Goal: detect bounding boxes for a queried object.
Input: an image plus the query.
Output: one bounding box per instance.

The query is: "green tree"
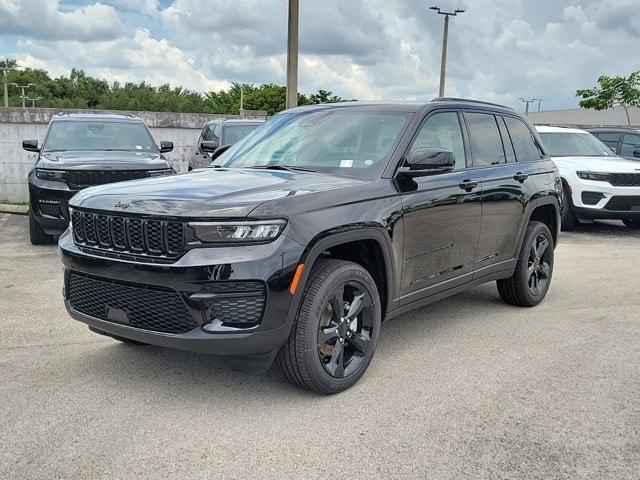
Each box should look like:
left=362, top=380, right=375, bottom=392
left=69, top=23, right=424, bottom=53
left=576, top=72, right=640, bottom=126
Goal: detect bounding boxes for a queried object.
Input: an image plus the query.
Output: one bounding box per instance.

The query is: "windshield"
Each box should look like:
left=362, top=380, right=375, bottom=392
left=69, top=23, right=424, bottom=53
left=218, top=109, right=411, bottom=174
left=44, top=121, right=158, bottom=152
left=221, top=124, right=261, bottom=144
left=539, top=132, right=615, bottom=157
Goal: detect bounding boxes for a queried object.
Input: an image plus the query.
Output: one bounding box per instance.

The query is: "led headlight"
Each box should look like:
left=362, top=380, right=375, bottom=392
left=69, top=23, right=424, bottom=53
left=35, top=168, right=66, bottom=180
left=148, top=168, right=175, bottom=177
left=576, top=171, right=610, bottom=182
left=189, top=220, right=286, bottom=243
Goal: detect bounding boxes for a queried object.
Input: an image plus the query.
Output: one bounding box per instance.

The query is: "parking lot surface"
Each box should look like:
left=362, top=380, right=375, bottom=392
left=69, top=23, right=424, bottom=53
left=1, top=213, right=639, bottom=479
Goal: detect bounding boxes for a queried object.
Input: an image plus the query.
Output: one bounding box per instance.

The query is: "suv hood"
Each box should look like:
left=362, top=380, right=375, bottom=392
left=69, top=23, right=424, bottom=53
left=70, top=168, right=368, bottom=218
left=551, top=155, right=640, bottom=174
left=38, top=150, right=170, bottom=170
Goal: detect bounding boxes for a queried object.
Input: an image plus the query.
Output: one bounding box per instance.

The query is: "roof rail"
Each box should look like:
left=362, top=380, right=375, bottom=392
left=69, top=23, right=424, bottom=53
left=431, top=97, right=514, bottom=110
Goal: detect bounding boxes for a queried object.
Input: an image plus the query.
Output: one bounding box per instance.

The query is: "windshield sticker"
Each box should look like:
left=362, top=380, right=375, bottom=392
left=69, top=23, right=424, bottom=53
left=135, top=145, right=142, bottom=150
left=340, top=159, right=353, bottom=168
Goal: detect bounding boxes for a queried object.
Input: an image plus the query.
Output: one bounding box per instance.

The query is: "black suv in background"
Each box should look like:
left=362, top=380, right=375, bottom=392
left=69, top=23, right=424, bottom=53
left=189, top=118, right=264, bottom=170
left=24, top=114, right=175, bottom=244
left=588, top=127, right=640, bottom=160
left=60, top=99, right=561, bottom=394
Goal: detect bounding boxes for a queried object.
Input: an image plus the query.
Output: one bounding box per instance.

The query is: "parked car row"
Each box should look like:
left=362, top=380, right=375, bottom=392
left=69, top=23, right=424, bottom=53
left=23, top=99, right=639, bottom=393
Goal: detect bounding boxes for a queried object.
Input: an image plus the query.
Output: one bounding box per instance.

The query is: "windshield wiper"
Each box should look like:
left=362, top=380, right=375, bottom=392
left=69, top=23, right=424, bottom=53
left=248, top=165, right=317, bottom=173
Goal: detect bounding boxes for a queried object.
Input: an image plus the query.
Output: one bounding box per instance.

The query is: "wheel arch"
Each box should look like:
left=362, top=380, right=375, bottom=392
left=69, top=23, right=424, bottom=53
left=518, top=197, right=561, bottom=250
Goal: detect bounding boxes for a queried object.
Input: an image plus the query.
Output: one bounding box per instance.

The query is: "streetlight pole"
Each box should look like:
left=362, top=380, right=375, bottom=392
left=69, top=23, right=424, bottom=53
left=11, top=83, right=34, bottom=108
left=430, top=6, right=465, bottom=97
left=2, top=68, right=9, bottom=108
left=285, top=0, right=299, bottom=109
left=537, top=99, right=543, bottom=112
left=519, top=98, right=538, bottom=115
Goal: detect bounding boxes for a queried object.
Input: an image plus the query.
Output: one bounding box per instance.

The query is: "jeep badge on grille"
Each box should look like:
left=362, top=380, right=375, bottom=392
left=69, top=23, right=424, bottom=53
left=113, top=201, right=130, bottom=210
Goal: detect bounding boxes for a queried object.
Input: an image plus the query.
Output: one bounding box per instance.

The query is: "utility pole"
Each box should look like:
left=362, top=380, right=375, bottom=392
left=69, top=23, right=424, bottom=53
left=285, top=0, right=299, bottom=109
left=11, top=83, right=34, bottom=108
left=2, top=68, right=9, bottom=107
left=26, top=96, right=43, bottom=108
left=519, top=97, right=538, bottom=115
left=537, top=99, right=543, bottom=112
left=430, top=6, right=465, bottom=97
left=240, top=84, right=244, bottom=117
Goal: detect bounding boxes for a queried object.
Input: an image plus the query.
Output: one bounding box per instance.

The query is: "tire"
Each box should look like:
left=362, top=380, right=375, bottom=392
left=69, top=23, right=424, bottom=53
left=88, top=326, right=146, bottom=345
left=277, top=259, right=382, bottom=394
left=497, top=221, right=554, bottom=307
left=623, top=219, right=640, bottom=229
left=29, top=209, right=54, bottom=245
left=560, top=184, right=577, bottom=231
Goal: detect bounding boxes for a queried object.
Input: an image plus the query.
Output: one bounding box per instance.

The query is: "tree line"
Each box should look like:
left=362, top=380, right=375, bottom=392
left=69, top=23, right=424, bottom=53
left=0, top=58, right=349, bottom=115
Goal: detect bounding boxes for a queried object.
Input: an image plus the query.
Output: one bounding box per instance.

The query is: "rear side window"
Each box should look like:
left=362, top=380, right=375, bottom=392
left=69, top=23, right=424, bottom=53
left=621, top=133, right=640, bottom=156
left=464, top=113, right=505, bottom=167
left=504, top=116, right=542, bottom=162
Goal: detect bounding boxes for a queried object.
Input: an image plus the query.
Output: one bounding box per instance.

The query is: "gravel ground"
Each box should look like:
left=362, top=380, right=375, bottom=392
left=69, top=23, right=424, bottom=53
left=1, top=213, right=639, bottom=479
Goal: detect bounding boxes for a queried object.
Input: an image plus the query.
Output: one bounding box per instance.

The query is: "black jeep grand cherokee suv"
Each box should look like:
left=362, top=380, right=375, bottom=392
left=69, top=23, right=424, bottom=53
left=60, top=99, right=561, bottom=394
left=24, top=113, right=175, bottom=244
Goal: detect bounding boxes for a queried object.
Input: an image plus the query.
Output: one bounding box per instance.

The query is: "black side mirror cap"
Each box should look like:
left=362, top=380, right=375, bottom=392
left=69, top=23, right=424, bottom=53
left=200, top=141, right=219, bottom=153
left=22, top=139, right=39, bottom=152
left=210, top=144, right=232, bottom=161
left=397, top=148, right=456, bottom=178
left=160, top=141, right=173, bottom=153
left=633, top=149, right=640, bottom=158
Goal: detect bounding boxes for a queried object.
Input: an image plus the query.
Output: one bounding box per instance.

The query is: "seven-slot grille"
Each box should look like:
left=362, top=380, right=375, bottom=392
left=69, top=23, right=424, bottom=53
left=608, top=173, right=640, bottom=187
left=72, top=209, right=185, bottom=259
left=68, top=273, right=197, bottom=334
left=65, top=170, right=149, bottom=187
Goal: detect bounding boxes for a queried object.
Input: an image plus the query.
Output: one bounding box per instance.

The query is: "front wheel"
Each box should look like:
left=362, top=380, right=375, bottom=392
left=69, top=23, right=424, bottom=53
left=277, top=259, right=381, bottom=394
left=623, top=219, right=640, bottom=229
left=497, top=221, right=554, bottom=307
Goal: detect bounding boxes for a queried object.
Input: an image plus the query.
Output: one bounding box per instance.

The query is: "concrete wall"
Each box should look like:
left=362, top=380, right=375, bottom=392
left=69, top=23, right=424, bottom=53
left=0, top=107, right=240, bottom=204
left=528, top=105, right=640, bottom=128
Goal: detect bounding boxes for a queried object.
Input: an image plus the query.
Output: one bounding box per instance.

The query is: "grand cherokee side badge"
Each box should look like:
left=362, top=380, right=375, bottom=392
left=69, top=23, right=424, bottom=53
left=113, top=201, right=130, bottom=210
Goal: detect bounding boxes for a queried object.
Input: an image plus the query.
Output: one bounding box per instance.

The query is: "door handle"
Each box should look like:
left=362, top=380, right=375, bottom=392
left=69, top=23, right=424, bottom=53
left=514, top=172, right=529, bottom=182
left=458, top=179, right=478, bottom=191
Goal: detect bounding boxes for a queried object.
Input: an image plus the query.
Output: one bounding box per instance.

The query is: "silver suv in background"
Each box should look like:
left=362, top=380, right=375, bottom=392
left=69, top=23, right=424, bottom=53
left=189, top=118, right=264, bottom=170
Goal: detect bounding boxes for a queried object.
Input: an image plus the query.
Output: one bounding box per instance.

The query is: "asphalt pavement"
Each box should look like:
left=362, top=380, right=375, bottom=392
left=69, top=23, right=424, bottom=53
left=1, top=213, right=639, bottom=479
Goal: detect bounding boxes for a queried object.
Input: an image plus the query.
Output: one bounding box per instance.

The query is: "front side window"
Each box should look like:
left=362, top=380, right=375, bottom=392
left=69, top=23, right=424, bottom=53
left=621, top=133, right=640, bottom=156
left=44, top=121, right=157, bottom=152
left=465, top=113, right=505, bottom=167
left=538, top=132, right=615, bottom=157
left=219, top=108, right=411, bottom=176
left=409, top=112, right=466, bottom=170
left=504, top=116, right=542, bottom=162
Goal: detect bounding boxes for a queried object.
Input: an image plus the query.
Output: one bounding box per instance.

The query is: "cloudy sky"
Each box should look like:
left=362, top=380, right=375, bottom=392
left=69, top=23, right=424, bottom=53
left=1, top=0, right=639, bottom=111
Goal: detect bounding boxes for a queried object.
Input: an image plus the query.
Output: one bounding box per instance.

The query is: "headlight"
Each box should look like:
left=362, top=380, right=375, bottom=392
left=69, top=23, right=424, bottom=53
left=576, top=171, right=610, bottom=182
left=35, top=168, right=66, bottom=180
left=148, top=168, right=174, bottom=177
left=189, top=220, right=286, bottom=243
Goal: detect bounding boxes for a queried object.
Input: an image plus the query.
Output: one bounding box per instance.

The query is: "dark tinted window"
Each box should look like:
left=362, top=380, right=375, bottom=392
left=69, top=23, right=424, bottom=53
left=504, top=116, right=542, bottom=162
left=595, top=132, right=621, bottom=142
left=621, top=133, right=640, bottom=156
left=44, top=121, right=157, bottom=152
left=497, top=116, right=516, bottom=162
left=465, top=113, right=505, bottom=167
left=410, top=112, right=466, bottom=170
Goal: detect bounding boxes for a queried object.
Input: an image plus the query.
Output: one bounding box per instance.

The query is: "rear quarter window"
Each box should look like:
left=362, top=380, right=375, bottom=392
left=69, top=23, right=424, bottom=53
left=504, top=116, right=542, bottom=162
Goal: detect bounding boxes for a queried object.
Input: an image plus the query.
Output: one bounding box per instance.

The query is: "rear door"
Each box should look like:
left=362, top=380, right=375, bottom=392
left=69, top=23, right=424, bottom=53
left=463, top=111, right=530, bottom=273
left=397, top=110, right=482, bottom=303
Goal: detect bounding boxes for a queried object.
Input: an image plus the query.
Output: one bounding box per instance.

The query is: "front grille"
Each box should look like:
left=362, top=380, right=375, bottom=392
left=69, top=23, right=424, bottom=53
left=72, top=209, right=185, bottom=260
left=68, top=273, right=197, bottom=334
left=66, top=170, right=149, bottom=188
left=200, top=282, right=266, bottom=327
left=609, top=173, right=640, bottom=187
left=604, top=196, right=640, bottom=211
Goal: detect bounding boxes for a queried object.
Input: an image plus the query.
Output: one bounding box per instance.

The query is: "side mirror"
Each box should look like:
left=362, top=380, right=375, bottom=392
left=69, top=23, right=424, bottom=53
left=633, top=149, right=640, bottom=158
left=210, top=144, right=232, bottom=161
left=200, top=141, right=219, bottom=153
left=159, top=141, right=173, bottom=153
left=22, top=139, right=39, bottom=152
left=398, top=148, right=456, bottom=177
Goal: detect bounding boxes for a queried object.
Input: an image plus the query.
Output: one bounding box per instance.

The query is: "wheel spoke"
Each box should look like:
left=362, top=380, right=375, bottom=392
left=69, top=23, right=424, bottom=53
left=536, top=237, right=549, bottom=258
left=348, top=330, right=371, bottom=355
left=539, top=262, right=551, bottom=278
left=527, top=264, right=536, bottom=278
left=345, top=292, right=366, bottom=320
left=330, top=287, right=345, bottom=322
left=328, top=340, right=345, bottom=377
left=318, top=325, right=338, bottom=346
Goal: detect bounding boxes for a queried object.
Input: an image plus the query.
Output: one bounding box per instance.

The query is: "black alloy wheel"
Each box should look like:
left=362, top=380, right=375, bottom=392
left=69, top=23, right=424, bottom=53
left=317, top=282, right=375, bottom=378
left=527, top=233, right=552, bottom=297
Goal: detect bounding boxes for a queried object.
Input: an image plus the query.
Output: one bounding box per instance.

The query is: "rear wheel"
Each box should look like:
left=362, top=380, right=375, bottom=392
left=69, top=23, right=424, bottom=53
left=277, top=259, right=381, bottom=394
left=560, top=184, right=577, bottom=230
left=623, top=219, right=640, bottom=229
left=29, top=209, right=54, bottom=245
left=88, top=326, right=146, bottom=345
left=497, top=221, right=554, bottom=307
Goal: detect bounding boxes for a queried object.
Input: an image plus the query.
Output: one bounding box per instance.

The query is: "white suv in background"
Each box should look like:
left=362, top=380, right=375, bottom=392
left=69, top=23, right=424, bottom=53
left=536, top=126, right=640, bottom=230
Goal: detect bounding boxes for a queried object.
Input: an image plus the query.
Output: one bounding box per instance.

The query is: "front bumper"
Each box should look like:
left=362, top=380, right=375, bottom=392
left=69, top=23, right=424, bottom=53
left=59, top=229, right=305, bottom=357
left=29, top=174, right=79, bottom=235
left=568, top=178, right=640, bottom=220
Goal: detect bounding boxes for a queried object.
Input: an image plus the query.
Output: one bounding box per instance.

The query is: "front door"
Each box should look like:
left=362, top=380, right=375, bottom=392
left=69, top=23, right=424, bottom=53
left=397, top=110, right=482, bottom=304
